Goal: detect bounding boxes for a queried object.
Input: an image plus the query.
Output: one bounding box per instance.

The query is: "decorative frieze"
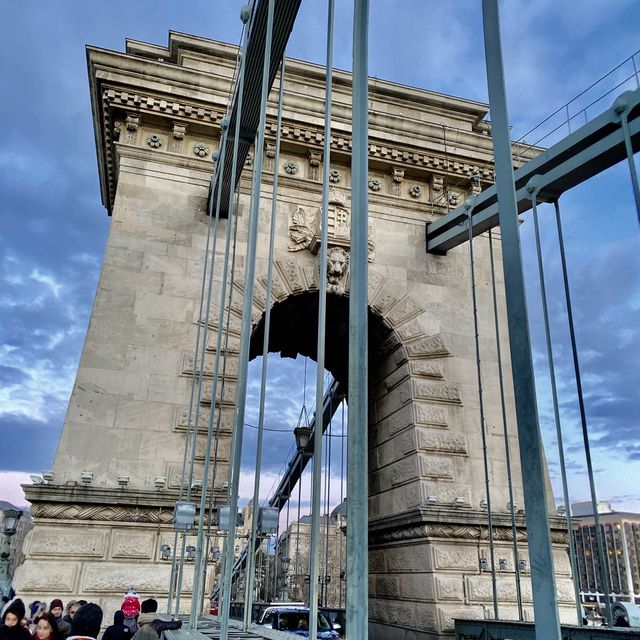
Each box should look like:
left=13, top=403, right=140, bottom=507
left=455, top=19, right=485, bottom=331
left=30, top=528, right=106, bottom=557
left=417, top=429, right=467, bottom=455
left=405, top=334, right=450, bottom=358
left=415, top=404, right=448, bottom=427
left=83, top=563, right=192, bottom=593
left=414, top=380, right=461, bottom=404
left=30, top=503, right=174, bottom=524
left=112, top=532, right=155, bottom=559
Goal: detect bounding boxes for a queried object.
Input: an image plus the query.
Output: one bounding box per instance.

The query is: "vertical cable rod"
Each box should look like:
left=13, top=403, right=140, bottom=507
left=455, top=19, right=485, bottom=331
left=220, top=0, right=273, bottom=633
left=481, top=2, right=561, bottom=635
left=488, top=229, right=523, bottom=620
left=309, top=0, right=335, bottom=634
left=188, top=114, right=234, bottom=627
left=202, top=185, right=243, bottom=618
left=553, top=199, right=613, bottom=626
left=613, top=93, right=640, bottom=226
left=338, top=400, right=345, bottom=609
left=324, top=411, right=332, bottom=606
left=465, top=199, right=498, bottom=619
left=347, top=1, right=369, bottom=637
left=243, top=55, right=287, bottom=629
left=167, top=131, right=227, bottom=615
left=189, top=8, right=254, bottom=623
left=527, top=184, right=582, bottom=624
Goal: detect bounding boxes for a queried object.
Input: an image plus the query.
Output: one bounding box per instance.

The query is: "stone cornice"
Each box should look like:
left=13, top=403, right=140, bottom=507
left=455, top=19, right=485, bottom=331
left=23, top=485, right=224, bottom=525
left=369, top=507, right=569, bottom=546
left=89, top=33, right=541, bottom=215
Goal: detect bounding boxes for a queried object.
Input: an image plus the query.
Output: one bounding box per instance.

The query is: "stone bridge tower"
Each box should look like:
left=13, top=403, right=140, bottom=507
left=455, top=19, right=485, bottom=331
left=14, top=33, right=575, bottom=638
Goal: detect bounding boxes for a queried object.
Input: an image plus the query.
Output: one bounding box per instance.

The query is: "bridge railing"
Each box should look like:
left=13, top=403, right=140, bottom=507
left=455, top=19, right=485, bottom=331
left=454, top=619, right=640, bottom=640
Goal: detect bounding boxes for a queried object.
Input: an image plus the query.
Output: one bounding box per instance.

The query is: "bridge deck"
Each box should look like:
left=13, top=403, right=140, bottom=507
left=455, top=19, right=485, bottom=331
left=426, top=88, right=640, bottom=253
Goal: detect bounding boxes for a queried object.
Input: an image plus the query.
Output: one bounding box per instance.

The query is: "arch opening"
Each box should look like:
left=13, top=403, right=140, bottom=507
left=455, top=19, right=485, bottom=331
left=249, top=291, right=395, bottom=389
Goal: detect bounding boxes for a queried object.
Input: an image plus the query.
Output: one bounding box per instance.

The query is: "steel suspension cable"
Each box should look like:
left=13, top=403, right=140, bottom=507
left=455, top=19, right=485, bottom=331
left=167, top=120, right=227, bottom=615
left=187, top=111, right=234, bottom=625
left=465, top=198, right=498, bottom=619
left=309, top=0, right=335, bottom=633
left=488, top=229, right=524, bottom=620
left=243, top=55, right=287, bottom=629
left=338, top=400, right=345, bottom=609
left=323, top=409, right=332, bottom=606
left=173, top=125, right=229, bottom=616
left=201, top=185, right=243, bottom=616
left=527, top=186, right=583, bottom=624
left=219, top=0, right=276, bottom=633
left=553, top=198, right=614, bottom=626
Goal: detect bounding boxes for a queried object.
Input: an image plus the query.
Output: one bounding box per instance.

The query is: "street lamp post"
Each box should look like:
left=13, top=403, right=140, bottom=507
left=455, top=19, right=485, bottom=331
left=0, top=505, right=22, bottom=598
left=281, top=556, right=290, bottom=601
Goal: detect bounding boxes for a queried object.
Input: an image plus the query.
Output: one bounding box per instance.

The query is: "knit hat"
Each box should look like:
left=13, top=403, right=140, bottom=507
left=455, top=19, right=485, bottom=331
left=120, top=590, right=140, bottom=619
left=3, top=598, right=26, bottom=623
left=113, top=611, right=124, bottom=625
left=71, top=603, right=103, bottom=639
left=50, top=600, right=63, bottom=612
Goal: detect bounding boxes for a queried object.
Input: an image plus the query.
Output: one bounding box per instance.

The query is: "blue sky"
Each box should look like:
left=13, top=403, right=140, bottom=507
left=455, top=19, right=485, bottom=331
left=1, top=1, right=639, bottom=514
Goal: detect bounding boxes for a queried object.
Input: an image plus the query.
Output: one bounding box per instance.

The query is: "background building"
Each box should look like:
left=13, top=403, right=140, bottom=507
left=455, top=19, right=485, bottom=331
left=572, top=502, right=640, bottom=612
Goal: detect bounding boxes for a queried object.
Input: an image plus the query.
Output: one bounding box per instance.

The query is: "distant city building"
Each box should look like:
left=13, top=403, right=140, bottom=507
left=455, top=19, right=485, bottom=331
left=276, top=501, right=346, bottom=607
left=571, top=502, right=640, bottom=609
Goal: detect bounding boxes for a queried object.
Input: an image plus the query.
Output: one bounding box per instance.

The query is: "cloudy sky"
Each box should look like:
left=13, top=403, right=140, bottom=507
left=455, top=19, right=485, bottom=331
left=1, top=1, right=639, bottom=516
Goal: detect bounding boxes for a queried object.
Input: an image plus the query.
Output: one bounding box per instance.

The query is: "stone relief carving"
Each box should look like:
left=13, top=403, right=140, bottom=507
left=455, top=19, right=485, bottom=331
left=430, top=174, right=444, bottom=199
left=146, top=134, right=162, bottom=149
left=469, top=170, right=482, bottom=195
left=172, top=123, right=186, bottom=140
left=288, top=193, right=375, bottom=263
left=326, top=247, right=349, bottom=294
left=329, top=168, right=341, bottom=183
left=368, top=176, right=382, bottom=191
left=30, top=529, right=106, bottom=557
left=287, top=206, right=317, bottom=252
left=83, top=563, right=191, bottom=592
left=391, top=167, right=404, bottom=195
left=417, top=430, right=467, bottom=454
left=434, top=547, right=478, bottom=571
left=193, top=142, right=209, bottom=158
left=112, top=532, right=154, bottom=559
left=308, top=150, right=321, bottom=180
left=125, top=113, right=140, bottom=132
left=409, top=184, right=423, bottom=199
left=435, top=576, right=464, bottom=601
left=414, top=380, right=461, bottom=403
left=284, top=159, right=298, bottom=175
left=14, top=562, right=77, bottom=592
left=419, top=454, right=454, bottom=479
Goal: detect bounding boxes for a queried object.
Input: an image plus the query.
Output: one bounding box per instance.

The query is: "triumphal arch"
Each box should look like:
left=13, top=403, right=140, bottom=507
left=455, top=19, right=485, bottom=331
left=15, top=32, right=575, bottom=638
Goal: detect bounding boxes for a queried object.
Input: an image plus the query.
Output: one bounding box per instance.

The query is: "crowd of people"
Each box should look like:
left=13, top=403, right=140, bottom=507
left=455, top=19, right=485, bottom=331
left=0, top=592, right=182, bottom=640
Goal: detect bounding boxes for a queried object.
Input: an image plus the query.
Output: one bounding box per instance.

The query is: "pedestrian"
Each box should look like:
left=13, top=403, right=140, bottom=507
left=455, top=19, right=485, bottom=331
left=131, top=627, right=157, bottom=640
left=120, top=591, right=139, bottom=635
left=138, top=602, right=156, bottom=617
left=67, top=604, right=102, bottom=640
left=32, top=613, right=59, bottom=640
left=47, top=601, right=69, bottom=639
left=0, top=599, right=32, bottom=640
left=101, top=611, right=131, bottom=640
